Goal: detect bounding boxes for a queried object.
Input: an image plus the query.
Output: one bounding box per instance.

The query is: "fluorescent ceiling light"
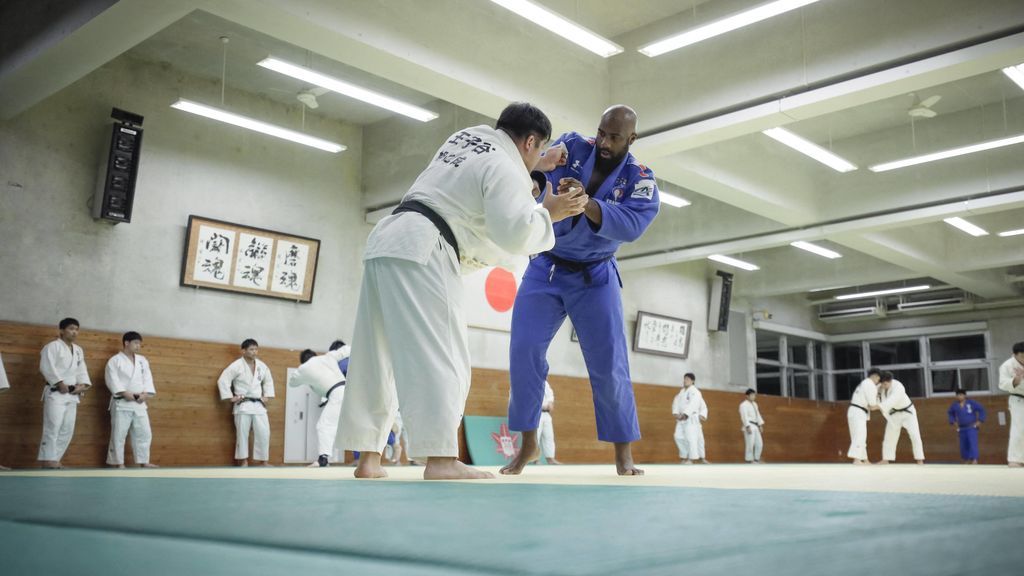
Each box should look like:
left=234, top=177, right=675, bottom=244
left=639, top=0, right=822, bottom=57
left=943, top=217, right=989, bottom=237
left=997, top=228, right=1024, bottom=237
left=708, top=254, right=759, bottom=271
left=660, top=191, right=691, bottom=208
left=869, top=133, right=1024, bottom=172
left=258, top=58, right=439, bottom=122
left=487, top=0, right=622, bottom=57
left=763, top=127, right=857, bottom=172
left=790, top=241, right=842, bottom=259
left=835, top=285, right=931, bottom=301
left=170, top=99, right=345, bottom=153
left=1003, top=64, right=1024, bottom=91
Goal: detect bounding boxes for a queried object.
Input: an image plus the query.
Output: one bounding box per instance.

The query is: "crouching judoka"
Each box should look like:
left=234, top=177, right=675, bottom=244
left=739, top=388, right=765, bottom=463
left=289, top=346, right=348, bottom=467
left=38, top=317, right=92, bottom=469
left=671, top=373, right=702, bottom=464
left=847, top=368, right=881, bottom=464
left=877, top=371, right=924, bottom=464
left=104, top=331, right=157, bottom=468
left=947, top=388, right=985, bottom=464
left=218, top=338, right=275, bottom=466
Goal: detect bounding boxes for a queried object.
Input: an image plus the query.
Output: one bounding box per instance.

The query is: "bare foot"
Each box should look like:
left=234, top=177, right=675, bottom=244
left=114, top=464, right=126, bottom=469
left=874, top=460, right=889, bottom=465
left=424, top=457, right=493, bottom=480
left=500, top=430, right=538, bottom=475
left=0, top=465, right=10, bottom=471
left=852, top=459, right=870, bottom=465
left=354, top=452, right=388, bottom=479
left=237, top=460, right=248, bottom=467
left=915, top=460, right=924, bottom=465
left=1009, top=462, right=1024, bottom=468
left=140, top=463, right=159, bottom=468
left=258, top=461, right=273, bottom=467
left=306, top=461, right=321, bottom=468
left=546, top=458, right=563, bottom=465
left=615, top=442, right=643, bottom=476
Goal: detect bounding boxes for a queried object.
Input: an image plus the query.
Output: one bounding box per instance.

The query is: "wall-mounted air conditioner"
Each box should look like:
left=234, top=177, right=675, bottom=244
left=818, top=306, right=879, bottom=321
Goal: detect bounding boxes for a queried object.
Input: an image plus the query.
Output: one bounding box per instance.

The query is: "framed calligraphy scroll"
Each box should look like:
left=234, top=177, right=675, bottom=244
left=633, top=311, right=691, bottom=359
left=180, top=215, right=320, bottom=303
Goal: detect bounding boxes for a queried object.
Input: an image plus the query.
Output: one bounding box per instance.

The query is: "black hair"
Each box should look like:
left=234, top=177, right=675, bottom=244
left=745, top=388, right=756, bottom=396
left=329, top=340, right=346, bottom=351
left=241, top=338, right=258, bottom=349
left=684, top=372, right=696, bottom=382
left=955, top=388, right=967, bottom=396
left=59, top=318, right=79, bottom=330
left=122, top=331, right=142, bottom=345
left=879, top=371, right=894, bottom=382
left=867, top=368, right=881, bottom=378
left=300, top=349, right=317, bottom=364
left=1013, top=341, right=1024, bottom=355
left=495, top=102, right=552, bottom=143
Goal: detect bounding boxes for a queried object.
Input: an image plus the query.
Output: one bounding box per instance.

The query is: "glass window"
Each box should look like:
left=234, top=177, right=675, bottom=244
left=959, top=367, right=989, bottom=392
left=890, top=368, right=924, bottom=398
left=815, top=377, right=826, bottom=401
left=813, top=343, right=824, bottom=370
left=756, top=363, right=782, bottom=396
left=834, top=372, right=863, bottom=401
left=833, top=344, right=862, bottom=370
left=756, top=331, right=780, bottom=362
left=931, top=369, right=957, bottom=394
left=788, top=338, right=809, bottom=366
left=929, top=335, right=986, bottom=362
left=870, top=340, right=920, bottom=365
left=790, top=372, right=811, bottom=398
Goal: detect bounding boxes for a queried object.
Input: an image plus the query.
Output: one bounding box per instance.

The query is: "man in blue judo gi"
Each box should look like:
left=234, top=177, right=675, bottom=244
left=948, top=388, right=986, bottom=464
left=503, top=105, right=660, bottom=476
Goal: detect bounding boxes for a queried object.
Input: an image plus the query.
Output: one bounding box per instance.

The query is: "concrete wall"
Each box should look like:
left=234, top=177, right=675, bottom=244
left=0, top=54, right=367, bottom=350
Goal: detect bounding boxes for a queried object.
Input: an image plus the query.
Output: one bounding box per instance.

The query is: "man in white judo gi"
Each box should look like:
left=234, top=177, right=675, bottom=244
left=104, top=331, right=158, bottom=468
left=0, top=352, right=10, bottom=470
left=671, top=373, right=702, bottom=464
left=338, top=102, right=587, bottom=480
left=218, top=338, right=275, bottom=466
left=997, top=341, right=1024, bottom=467
left=847, top=368, right=881, bottom=465
left=289, top=347, right=347, bottom=467
left=695, top=395, right=710, bottom=464
left=536, top=381, right=561, bottom=465
left=739, top=388, right=765, bottom=463
left=38, top=317, right=92, bottom=469
left=876, top=371, right=924, bottom=464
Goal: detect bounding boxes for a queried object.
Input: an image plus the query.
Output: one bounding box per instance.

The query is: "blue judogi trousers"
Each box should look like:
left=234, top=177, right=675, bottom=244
left=958, top=427, right=980, bottom=460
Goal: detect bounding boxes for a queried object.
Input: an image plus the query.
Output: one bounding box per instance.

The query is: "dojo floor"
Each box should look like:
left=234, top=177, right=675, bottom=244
left=2, top=465, right=1022, bottom=575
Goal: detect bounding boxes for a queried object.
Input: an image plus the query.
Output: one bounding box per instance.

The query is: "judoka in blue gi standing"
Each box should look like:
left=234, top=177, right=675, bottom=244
left=948, top=388, right=986, bottom=464
left=503, top=106, right=659, bottom=476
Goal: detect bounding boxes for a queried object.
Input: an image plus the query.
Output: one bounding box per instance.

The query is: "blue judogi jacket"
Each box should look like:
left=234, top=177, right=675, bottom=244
left=947, top=398, right=986, bottom=427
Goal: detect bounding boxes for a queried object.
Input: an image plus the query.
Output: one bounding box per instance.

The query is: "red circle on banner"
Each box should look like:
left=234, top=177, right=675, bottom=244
left=485, top=268, right=517, bottom=312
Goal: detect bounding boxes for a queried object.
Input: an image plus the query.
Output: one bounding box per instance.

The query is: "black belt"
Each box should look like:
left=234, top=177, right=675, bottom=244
left=1011, top=393, right=1024, bottom=400
left=241, top=397, right=265, bottom=405
left=319, top=381, right=345, bottom=408
left=542, top=409, right=551, bottom=413
left=850, top=403, right=868, bottom=414
left=748, top=421, right=761, bottom=425
left=49, top=385, right=76, bottom=393
left=542, top=252, right=613, bottom=285
left=889, top=404, right=914, bottom=415
left=393, top=200, right=459, bottom=261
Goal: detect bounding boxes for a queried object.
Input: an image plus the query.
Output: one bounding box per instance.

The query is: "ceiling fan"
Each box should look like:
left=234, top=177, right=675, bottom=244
left=908, top=93, right=941, bottom=118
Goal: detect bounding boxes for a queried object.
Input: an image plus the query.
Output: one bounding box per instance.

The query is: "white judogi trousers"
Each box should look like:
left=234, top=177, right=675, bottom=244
left=38, top=392, right=77, bottom=462
left=339, top=241, right=470, bottom=460
left=317, top=388, right=344, bottom=459
left=235, top=413, right=270, bottom=460
left=846, top=406, right=870, bottom=460
left=538, top=411, right=556, bottom=459
left=674, top=420, right=700, bottom=459
left=1009, top=396, right=1024, bottom=464
left=882, top=410, right=925, bottom=461
left=744, top=426, right=763, bottom=462
left=107, top=407, right=153, bottom=465
left=696, top=425, right=705, bottom=459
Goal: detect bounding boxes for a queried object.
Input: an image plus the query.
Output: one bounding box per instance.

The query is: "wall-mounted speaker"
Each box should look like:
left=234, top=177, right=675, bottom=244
left=92, top=108, right=143, bottom=224
left=708, top=269, right=734, bottom=332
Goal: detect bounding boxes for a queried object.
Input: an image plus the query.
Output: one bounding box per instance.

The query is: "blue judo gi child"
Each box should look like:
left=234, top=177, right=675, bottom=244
left=948, top=388, right=986, bottom=463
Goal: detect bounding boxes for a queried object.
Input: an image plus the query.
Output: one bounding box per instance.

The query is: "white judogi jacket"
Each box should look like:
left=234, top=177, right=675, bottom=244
left=368, top=125, right=556, bottom=272
left=104, top=352, right=156, bottom=413
left=850, top=378, right=879, bottom=419
left=698, top=397, right=708, bottom=423
left=40, top=339, right=91, bottom=404
left=542, top=381, right=554, bottom=410
left=218, top=358, right=274, bottom=415
left=999, top=356, right=1024, bottom=397
left=739, top=399, right=764, bottom=430
left=672, top=386, right=702, bottom=424
left=0, top=352, right=9, bottom=391
left=879, top=380, right=915, bottom=419
left=288, top=349, right=347, bottom=399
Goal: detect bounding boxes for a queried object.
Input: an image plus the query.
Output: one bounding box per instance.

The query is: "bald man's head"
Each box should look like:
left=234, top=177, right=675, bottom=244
left=595, top=105, right=638, bottom=167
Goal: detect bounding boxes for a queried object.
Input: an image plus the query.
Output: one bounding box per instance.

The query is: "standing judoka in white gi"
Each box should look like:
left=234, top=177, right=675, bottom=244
left=695, top=396, right=710, bottom=464
left=536, top=381, right=561, bottom=465
left=671, top=373, right=702, bottom=464
left=288, top=347, right=347, bottom=468
left=38, top=318, right=92, bottom=469
left=0, top=352, right=10, bottom=470
left=876, top=371, right=924, bottom=464
left=847, top=368, right=881, bottom=465
left=338, top=102, right=587, bottom=480
left=104, top=331, right=158, bottom=468
left=218, top=338, right=275, bottom=466
left=997, top=341, right=1024, bottom=467
left=739, top=389, right=765, bottom=463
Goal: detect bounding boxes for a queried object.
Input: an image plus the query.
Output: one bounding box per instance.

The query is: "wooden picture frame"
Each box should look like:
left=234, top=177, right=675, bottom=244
left=180, top=215, right=320, bottom=303
left=633, top=311, right=692, bottom=359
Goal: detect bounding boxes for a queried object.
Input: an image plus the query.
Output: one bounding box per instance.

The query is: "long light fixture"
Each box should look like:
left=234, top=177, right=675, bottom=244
left=708, top=254, right=759, bottom=271
left=790, top=241, right=842, bottom=259
left=258, top=58, right=439, bottom=122
left=487, top=0, right=622, bottom=57
left=943, top=217, right=989, bottom=237
left=997, top=228, right=1024, bottom=237
left=835, top=285, right=931, bottom=301
left=639, top=0, right=822, bottom=57
left=170, top=99, right=345, bottom=153
left=869, top=133, right=1024, bottom=172
left=1003, top=63, right=1024, bottom=91
left=660, top=191, right=691, bottom=208
left=763, top=127, right=857, bottom=172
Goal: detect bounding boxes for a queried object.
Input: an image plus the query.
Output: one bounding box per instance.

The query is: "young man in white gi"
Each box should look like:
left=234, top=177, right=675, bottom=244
left=218, top=338, right=275, bottom=466
left=104, top=331, right=157, bottom=468
left=671, top=373, right=702, bottom=464
left=38, top=317, right=91, bottom=469
left=536, top=381, right=561, bottom=465
left=288, top=347, right=347, bottom=468
left=739, top=388, right=765, bottom=463
left=338, top=102, right=587, bottom=480
left=847, top=368, right=881, bottom=465
left=997, top=341, right=1024, bottom=467
left=0, top=352, right=10, bottom=470
left=876, top=371, right=924, bottom=464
